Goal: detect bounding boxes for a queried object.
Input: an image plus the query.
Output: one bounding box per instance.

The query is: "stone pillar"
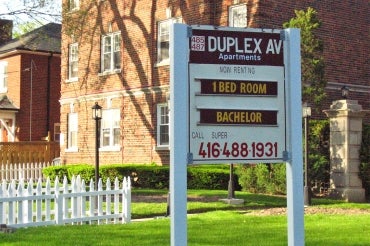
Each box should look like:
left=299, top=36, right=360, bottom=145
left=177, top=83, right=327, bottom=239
left=323, top=99, right=368, bottom=202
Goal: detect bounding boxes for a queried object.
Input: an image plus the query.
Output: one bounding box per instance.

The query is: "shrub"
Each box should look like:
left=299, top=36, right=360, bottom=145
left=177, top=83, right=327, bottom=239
left=42, top=164, right=241, bottom=190
left=236, top=163, right=286, bottom=195
left=308, top=120, right=330, bottom=191
left=359, top=124, right=370, bottom=196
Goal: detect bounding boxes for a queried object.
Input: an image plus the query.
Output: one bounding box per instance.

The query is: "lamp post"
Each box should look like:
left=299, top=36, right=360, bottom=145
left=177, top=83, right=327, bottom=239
left=302, top=104, right=311, bottom=206
left=341, top=86, right=349, bottom=99
left=92, top=102, right=102, bottom=190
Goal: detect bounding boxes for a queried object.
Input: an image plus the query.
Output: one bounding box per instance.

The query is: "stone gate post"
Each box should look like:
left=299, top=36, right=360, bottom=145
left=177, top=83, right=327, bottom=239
left=323, top=99, right=368, bottom=202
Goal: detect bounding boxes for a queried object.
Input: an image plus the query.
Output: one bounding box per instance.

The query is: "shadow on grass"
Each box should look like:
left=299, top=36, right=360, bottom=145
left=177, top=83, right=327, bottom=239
left=131, top=189, right=369, bottom=219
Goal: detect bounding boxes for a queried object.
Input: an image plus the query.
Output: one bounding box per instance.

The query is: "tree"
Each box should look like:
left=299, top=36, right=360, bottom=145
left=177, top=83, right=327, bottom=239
left=0, top=0, right=61, bottom=35
left=283, top=7, right=326, bottom=108
left=12, top=21, right=42, bottom=38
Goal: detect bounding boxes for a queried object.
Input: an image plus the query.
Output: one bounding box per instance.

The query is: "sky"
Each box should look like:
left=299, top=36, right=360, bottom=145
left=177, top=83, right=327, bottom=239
left=0, top=0, right=61, bottom=29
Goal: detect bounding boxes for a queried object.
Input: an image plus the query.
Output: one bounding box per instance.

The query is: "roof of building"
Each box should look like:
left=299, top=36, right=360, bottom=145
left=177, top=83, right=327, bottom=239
left=0, top=95, right=19, bottom=111
left=0, top=22, right=61, bottom=54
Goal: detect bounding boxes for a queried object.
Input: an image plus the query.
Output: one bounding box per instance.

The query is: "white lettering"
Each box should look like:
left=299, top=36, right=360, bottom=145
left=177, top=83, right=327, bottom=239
left=244, top=38, right=253, bottom=53
left=266, top=39, right=282, bottom=54
left=274, top=39, right=282, bottom=54
left=266, top=39, right=276, bottom=54
left=253, top=38, right=262, bottom=54
left=208, top=36, right=217, bottom=52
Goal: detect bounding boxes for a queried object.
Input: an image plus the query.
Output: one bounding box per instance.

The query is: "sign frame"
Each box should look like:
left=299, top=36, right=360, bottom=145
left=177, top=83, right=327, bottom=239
left=169, top=24, right=304, bottom=246
left=187, top=26, right=287, bottom=164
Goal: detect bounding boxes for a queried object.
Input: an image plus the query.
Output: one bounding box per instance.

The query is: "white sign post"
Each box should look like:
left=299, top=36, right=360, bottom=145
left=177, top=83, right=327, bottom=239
left=170, top=24, right=304, bottom=246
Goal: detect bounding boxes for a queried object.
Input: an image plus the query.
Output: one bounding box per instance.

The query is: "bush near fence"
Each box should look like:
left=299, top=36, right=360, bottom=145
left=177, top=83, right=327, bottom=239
left=42, top=164, right=241, bottom=190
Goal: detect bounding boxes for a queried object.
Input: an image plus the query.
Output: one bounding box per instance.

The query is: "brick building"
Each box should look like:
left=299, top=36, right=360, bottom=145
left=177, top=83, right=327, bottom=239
left=0, top=22, right=61, bottom=142
left=60, top=0, right=369, bottom=165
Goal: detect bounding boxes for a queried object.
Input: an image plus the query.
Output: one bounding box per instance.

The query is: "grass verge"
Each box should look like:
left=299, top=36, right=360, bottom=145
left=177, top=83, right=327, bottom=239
left=1, top=189, right=369, bottom=245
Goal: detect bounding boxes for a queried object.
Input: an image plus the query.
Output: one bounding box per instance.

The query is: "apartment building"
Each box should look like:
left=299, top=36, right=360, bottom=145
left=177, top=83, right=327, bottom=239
left=60, top=0, right=369, bottom=165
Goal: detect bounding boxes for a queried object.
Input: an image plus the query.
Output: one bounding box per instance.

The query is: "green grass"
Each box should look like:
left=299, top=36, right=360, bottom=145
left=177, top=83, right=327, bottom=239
left=1, top=189, right=370, bottom=245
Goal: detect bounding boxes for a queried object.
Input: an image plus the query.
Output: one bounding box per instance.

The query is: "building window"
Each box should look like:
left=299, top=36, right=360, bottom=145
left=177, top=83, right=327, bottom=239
left=67, top=113, right=78, bottom=150
left=157, top=17, right=182, bottom=64
left=101, top=108, right=120, bottom=149
left=68, top=43, right=78, bottom=80
left=157, top=104, right=169, bottom=147
left=229, top=4, right=247, bottom=27
left=0, top=61, right=8, bottom=93
left=101, top=32, right=121, bottom=73
left=69, top=0, right=79, bottom=11
left=54, top=123, right=61, bottom=142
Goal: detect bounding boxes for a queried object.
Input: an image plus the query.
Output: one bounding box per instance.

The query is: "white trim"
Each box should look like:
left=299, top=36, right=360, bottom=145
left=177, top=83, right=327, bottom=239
left=60, top=85, right=169, bottom=105
left=0, top=50, right=61, bottom=59
left=228, top=4, right=247, bottom=28
left=326, top=81, right=370, bottom=93
left=68, top=43, right=78, bottom=80
left=0, top=61, right=8, bottom=93
left=100, top=146, right=121, bottom=152
left=101, top=32, right=121, bottom=73
left=65, top=147, right=78, bottom=152
left=156, top=103, right=169, bottom=147
left=157, top=17, right=182, bottom=64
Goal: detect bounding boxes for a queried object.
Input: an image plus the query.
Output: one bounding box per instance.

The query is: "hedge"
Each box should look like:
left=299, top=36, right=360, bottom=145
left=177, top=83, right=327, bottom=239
left=42, top=164, right=241, bottom=190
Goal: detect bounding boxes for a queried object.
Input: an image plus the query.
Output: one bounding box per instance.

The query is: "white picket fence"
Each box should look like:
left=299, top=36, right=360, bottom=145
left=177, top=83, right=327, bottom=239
left=0, top=162, right=51, bottom=182
left=0, top=175, right=131, bottom=228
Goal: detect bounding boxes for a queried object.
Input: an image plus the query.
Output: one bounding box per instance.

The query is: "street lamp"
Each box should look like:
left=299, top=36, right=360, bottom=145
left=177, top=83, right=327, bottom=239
left=92, top=102, right=102, bottom=190
left=302, top=103, right=311, bottom=206
left=341, top=86, right=349, bottom=99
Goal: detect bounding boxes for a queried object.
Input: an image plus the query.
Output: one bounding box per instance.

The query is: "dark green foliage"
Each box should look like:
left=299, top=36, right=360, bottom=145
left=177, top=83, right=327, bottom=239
left=359, top=124, right=370, bottom=196
left=42, top=164, right=241, bottom=190
left=236, top=164, right=286, bottom=195
left=308, top=120, right=330, bottom=192
left=283, top=7, right=326, bottom=109
left=236, top=121, right=329, bottom=195
left=188, top=166, right=240, bottom=190
left=42, top=165, right=69, bottom=181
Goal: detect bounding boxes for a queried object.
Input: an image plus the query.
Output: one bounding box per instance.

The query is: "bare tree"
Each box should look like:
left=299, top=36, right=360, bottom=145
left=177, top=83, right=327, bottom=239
left=0, top=0, right=61, bottom=27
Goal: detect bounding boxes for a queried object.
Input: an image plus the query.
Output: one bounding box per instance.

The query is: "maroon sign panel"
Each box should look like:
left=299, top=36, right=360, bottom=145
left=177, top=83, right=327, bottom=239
left=199, top=109, right=278, bottom=125
left=190, top=29, right=283, bottom=66
left=200, top=79, right=278, bottom=96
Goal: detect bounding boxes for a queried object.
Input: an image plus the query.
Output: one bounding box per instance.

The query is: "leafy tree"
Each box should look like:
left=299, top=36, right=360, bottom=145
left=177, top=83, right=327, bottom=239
left=12, top=21, right=41, bottom=38
left=283, top=7, right=326, bottom=108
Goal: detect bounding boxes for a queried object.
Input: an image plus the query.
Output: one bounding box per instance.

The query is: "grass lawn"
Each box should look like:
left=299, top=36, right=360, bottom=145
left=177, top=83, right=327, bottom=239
left=1, top=189, right=369, bottom=245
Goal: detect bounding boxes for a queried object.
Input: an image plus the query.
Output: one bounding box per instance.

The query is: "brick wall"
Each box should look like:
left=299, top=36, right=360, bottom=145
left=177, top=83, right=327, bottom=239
left=60, top=0, right=369, bottom=165
left=2, top=52, right=60, bottom=141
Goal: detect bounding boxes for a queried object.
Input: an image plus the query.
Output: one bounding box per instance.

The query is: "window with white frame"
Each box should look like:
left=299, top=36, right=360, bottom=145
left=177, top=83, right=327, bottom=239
left=157, top=104, right=169, bottom=147
left=67, top=113, right=78, bottom=149
left=69, top=0, right=79, bottom=11
left=101, top=32, right=121, bottom=73
left=68, top=43, right=78, bottom=80
left=0, top=61, right=8, bottom=93
left=101, top=108, right=120, bottom=148
left=157, top=17, right=182, bottom=64
left=229, top=4, right=247, bottom=27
